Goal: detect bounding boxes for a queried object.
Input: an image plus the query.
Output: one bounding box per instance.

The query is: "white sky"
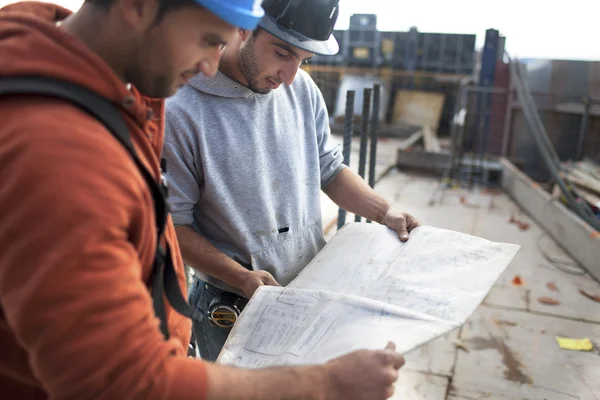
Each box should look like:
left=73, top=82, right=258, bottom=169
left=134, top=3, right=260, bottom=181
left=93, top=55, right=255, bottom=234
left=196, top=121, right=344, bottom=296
left=1, top=0, right=599, bottom=61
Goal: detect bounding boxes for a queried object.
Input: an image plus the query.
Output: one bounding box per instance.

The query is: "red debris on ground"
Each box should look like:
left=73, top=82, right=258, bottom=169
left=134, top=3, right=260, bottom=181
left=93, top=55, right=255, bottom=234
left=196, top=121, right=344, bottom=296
left=578, top=289, right=600, bottom=303
left=538, top=296, right=560, bottom=305
left=547, top=282, right=559, bottom=292
left=509, top=215, right=531, bottom=231
left=512, top=275, right=524, bottom=286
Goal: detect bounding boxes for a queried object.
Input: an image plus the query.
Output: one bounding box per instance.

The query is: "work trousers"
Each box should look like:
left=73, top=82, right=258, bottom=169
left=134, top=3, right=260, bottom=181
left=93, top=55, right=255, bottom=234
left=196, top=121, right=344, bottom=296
left=188, top=278, right=232, bottom=361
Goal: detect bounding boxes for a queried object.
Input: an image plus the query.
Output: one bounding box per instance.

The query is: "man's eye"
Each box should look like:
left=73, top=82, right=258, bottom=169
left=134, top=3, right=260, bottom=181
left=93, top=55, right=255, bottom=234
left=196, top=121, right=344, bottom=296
left=202, top=40, right=224, bottom=49
left=276, top=51, right=291, bottom=60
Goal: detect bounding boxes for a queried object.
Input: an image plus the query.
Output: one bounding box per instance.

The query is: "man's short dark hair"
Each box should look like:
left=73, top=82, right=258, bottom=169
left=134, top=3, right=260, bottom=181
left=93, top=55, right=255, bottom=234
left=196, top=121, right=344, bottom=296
left=85, top=0, right=199, bottom=23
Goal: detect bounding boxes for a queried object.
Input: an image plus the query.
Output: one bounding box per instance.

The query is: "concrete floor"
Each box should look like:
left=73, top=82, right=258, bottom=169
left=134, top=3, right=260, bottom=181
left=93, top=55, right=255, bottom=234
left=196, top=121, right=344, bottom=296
left=322, top=134, right=600, bottom=400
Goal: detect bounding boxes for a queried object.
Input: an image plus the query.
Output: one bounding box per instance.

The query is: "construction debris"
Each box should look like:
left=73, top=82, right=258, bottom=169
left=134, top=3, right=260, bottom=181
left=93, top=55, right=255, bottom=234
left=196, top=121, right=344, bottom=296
left=556, top=159, right=600, bottom=216
left=422, top=125, right=441, bottom=153
left=555, top=336, right=594, bottom=352
left=392, top=90, right=445, bottom=132
left=538, top=296, right=560, bottom=305
left=546, top=282, right=559, bottom=292
left=509, top=215, right=530, bottom=231
left=511, top=275, right=524, bottom=286
left=453, top=338, right=469, bottom=353
left=578, top=289, right=600, bottom=303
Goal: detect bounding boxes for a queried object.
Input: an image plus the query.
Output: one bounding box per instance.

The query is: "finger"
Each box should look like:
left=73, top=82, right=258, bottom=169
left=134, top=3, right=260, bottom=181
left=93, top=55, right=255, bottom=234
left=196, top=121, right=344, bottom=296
left=381, top=351, right=405, bottom=370
left=265, top=276, right=281, bottom=286
left=385, top=341, right=396, bottom=351
left=398, top=225, right=409, bottom=242
left=385, top=383, right=396, bottom=399
left=258, top=271, right=281, bottom=287
left=393, top=214, right=409, bottom=242
left=406, top=215, right=421, bottom=230
left=391, top=353, right=405, bottom=369
left=384, top=367, right=399, bottom=384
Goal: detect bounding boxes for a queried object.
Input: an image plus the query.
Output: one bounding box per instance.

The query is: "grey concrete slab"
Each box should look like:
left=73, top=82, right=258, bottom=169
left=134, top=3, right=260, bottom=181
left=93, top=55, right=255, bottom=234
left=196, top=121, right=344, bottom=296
left=528, top=274, right=600, bottom=324
left=469, top=190, right=600, bottom=324
left=452, top=306, right=600, bottom=400
left=404, top=329, right=460, bottom=377
left=449, top=385, right=588, bottom=400
left=483, top=285, right=529, bottom=311
left=392, top=369, right=449, bottom=400
left=319, top=167, right=600, bottom=399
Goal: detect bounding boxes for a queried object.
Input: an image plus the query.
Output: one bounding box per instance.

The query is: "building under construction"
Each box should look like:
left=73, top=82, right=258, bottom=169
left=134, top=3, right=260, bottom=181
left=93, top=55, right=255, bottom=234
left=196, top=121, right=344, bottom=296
left=308, top=13, right=600, bottom=400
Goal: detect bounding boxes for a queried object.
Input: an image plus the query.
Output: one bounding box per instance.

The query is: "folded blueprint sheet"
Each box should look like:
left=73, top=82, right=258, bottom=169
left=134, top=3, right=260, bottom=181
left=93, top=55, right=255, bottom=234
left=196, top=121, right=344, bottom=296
left=216, top=223, right=520, bottom=368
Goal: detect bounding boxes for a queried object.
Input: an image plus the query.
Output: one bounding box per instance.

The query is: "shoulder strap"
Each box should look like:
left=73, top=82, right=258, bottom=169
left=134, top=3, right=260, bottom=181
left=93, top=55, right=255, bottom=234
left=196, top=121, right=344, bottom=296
left=0, top=76, right=202, bottom=339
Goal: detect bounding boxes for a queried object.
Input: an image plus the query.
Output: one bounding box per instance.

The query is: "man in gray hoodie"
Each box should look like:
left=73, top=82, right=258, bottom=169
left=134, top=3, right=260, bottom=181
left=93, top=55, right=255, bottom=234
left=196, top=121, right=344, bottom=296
left=164, top=0, right=420, bottom=361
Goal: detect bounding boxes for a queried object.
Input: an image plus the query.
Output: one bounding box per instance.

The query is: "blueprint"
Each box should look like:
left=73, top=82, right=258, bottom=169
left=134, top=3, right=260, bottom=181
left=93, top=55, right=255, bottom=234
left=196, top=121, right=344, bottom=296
left=216, top=223, right=520, bottom=369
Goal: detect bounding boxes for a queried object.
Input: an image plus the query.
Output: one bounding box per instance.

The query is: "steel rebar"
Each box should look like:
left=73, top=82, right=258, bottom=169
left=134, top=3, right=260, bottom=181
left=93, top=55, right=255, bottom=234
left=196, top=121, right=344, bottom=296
left=366, top=85, right=381, bottom=223
left=338, top=90, right=355, bottom=230
left=355, top=87, right=372, bottom=223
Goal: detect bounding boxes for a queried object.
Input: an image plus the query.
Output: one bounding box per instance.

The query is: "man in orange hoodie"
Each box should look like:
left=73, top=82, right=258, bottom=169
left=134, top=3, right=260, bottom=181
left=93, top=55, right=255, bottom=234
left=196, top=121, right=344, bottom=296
left=0, top=1, right=406, bottom=399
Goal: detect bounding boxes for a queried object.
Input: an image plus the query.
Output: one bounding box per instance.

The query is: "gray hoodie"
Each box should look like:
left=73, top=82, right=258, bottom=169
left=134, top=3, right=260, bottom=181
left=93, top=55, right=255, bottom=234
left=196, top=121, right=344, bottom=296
left=163, top=69, right=345, bottom=294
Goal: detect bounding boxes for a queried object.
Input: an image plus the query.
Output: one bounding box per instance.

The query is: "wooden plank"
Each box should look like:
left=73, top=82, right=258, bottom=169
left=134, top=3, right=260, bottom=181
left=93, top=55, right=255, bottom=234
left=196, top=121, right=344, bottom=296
left=422, top=125, right=441, bottom=153
left=565, top=169, right=600, bottom=195
left=392, top=90, right=446, bottom=130
left=501, top=158, right=600, bottom=283
left=399, top=130, right=424, bottom=150
left=554, top=181, right=600, bottom=209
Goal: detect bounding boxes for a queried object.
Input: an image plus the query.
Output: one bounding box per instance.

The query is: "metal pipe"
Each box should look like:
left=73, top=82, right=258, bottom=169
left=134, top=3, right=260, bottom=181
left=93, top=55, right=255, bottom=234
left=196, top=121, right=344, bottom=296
left=576, top=96, right=591, bottom=161
left=366, top=84, right=381, bottom=223
left=355, top=87, right=372, bottom=223
left=338, top=90, right=355, bottom=230
left=448, top=76, right=471, bottom=185
left=500, top=59, right=514, bottom=157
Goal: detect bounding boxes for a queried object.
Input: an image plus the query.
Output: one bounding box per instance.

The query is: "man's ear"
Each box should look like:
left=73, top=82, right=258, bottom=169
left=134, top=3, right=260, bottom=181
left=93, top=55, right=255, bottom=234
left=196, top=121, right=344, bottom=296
left=119, top=0, right=160, bottom=30
left=238, top=28, right=253, bottom=43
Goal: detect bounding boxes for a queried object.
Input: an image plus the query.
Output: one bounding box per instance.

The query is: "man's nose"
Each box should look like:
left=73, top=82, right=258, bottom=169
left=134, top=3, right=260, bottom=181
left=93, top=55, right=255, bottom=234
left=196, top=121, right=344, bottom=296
left=199, top=48, right=222, bottom=77
left=278, top=62, right=300, bottom=86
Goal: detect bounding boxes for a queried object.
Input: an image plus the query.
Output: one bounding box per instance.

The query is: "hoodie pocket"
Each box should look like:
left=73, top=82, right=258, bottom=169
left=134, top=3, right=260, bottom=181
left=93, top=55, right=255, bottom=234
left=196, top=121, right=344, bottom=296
left=250, top=222, right=326, bottom=286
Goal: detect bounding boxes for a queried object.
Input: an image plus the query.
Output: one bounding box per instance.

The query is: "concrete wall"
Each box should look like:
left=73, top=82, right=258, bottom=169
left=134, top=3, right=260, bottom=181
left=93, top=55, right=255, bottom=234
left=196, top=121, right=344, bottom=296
left=501, top=158, right=600, bottom=283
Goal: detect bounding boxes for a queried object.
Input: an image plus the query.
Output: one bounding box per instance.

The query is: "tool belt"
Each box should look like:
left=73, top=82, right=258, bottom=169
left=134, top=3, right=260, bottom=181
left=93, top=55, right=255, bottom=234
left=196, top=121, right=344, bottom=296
left=207, top=291, right=248, bottom=328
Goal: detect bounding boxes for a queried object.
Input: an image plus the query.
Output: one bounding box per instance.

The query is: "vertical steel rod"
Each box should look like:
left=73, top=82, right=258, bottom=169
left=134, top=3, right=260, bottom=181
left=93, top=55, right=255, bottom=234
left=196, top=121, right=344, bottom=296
left=576, top=96, right=591, bottom=161
left=368, top=84, right=380, bottom=189
left=337, top=90, right=355, bottom=230
left=366, top=84, right=381, bottom=223
left=355, top=87, right=372, bottom=223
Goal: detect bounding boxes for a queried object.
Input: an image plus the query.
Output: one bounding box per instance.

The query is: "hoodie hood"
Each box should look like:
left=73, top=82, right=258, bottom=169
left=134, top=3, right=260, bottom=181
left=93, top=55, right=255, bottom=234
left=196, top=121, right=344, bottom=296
left=189, top=70, right=259, bottom=99
left=0, top=1, right=153, bottom=128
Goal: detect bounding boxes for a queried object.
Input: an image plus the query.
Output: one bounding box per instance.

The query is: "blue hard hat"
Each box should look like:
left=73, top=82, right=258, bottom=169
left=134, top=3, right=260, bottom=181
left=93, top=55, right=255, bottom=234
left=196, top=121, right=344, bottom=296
left=195, top=0, right=265, bottom=30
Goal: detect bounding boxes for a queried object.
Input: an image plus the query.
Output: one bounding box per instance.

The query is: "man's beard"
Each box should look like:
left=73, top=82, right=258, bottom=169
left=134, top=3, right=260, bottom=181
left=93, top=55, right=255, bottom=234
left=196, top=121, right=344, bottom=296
left=124, top=42, right=177, bottom=98
left=125, top=66, right=175, bottom=98
left=239, top=38, right=270, bottom=94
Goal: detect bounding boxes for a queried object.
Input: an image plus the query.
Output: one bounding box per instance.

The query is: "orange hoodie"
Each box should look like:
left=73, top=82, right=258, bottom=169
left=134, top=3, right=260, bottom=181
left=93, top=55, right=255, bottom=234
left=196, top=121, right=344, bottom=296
left=0, top=2, right=208, bottom=399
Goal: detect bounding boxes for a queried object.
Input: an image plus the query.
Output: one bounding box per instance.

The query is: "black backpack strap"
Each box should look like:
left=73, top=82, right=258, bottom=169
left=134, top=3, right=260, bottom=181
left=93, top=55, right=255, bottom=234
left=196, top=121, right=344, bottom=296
left=0, top=76, right=201, bottom=339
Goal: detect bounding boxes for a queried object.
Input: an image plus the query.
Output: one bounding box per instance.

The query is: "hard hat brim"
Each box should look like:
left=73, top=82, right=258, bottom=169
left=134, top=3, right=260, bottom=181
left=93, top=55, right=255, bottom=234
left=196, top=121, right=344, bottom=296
left=258, top=16, right=339, bottom=56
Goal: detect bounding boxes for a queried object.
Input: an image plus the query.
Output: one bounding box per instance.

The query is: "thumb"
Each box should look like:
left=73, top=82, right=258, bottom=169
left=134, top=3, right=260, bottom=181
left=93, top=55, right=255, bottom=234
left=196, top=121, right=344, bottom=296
left=262, top=273, right=281, bottom=287
left=397, top=220, right=409, bottom=242
left=385, top=341, right=396, bottom=351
